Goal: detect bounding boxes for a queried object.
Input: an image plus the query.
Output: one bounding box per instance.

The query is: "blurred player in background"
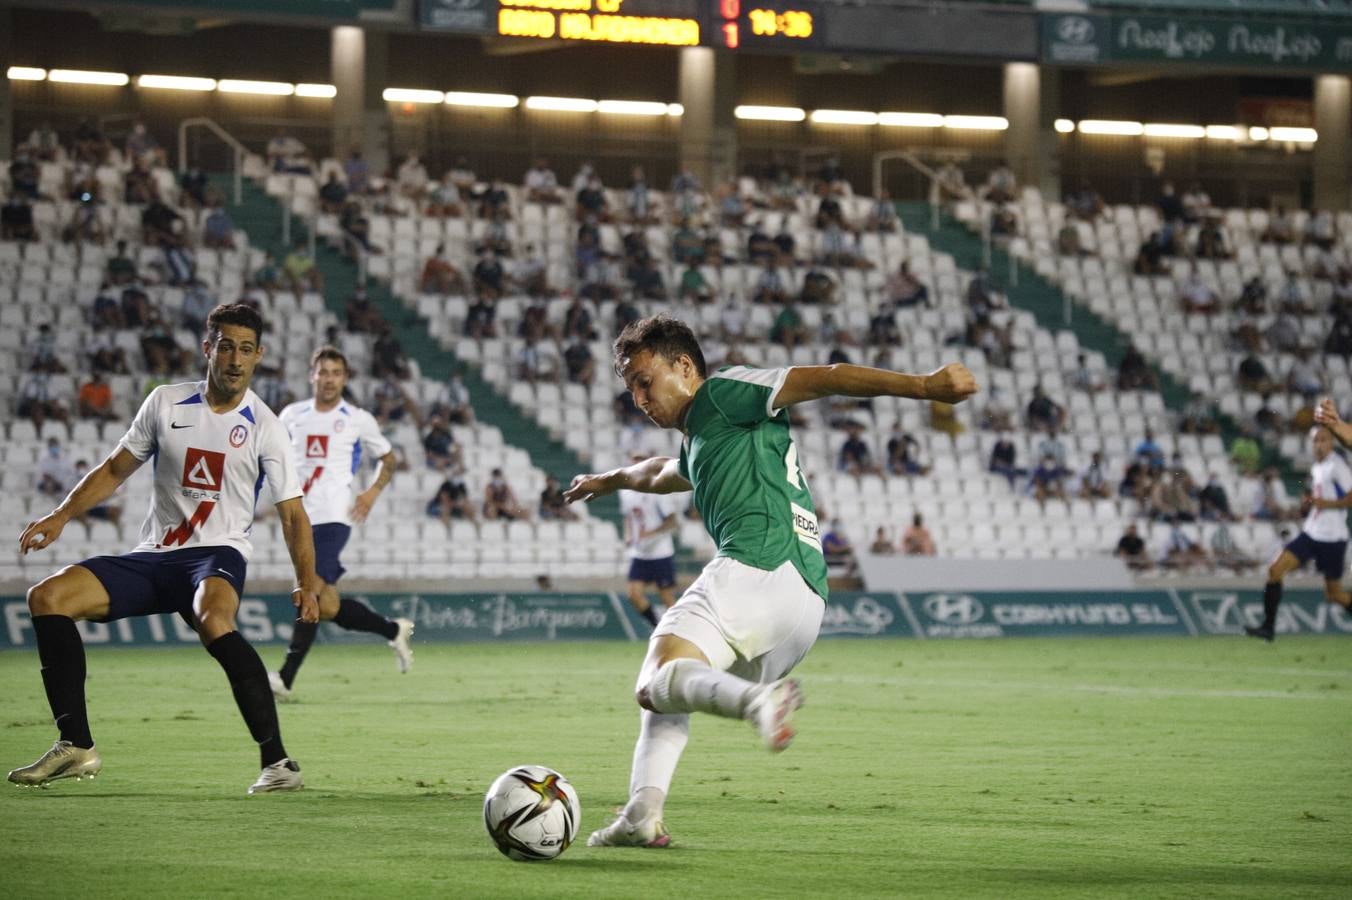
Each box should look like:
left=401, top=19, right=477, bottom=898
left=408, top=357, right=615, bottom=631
left=10, top=304, right=321, bottom=793
left=566, top=314, right=976, bottom=847
left=270, top=347, right=413, bottom=701
left=1245, top=417, right=1351, bottom=641
left=619, top=450, right=681, bottom=629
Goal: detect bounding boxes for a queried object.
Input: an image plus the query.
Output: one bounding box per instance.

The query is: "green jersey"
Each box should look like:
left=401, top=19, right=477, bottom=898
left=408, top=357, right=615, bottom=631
left=677, top=365, right=829, bottom=599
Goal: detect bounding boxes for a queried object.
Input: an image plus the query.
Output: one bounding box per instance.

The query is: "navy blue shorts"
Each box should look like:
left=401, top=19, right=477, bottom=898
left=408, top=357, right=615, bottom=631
left=79, top=546, right=248, bottom=623
left=1286, top=533, right=1348, bottom=580
left=628, top=556, right=676, bottom=588
left=313, top=523, right=351, bottom=585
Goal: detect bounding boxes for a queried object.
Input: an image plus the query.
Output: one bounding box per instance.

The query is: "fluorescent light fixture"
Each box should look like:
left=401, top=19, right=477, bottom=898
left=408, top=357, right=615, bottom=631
left=598, top=100, right=670, bottom=116
left=1077, top=119, right=1144, bottom=136
left=47, top=69, right=129, bottom=86
left=445, top=91, right=519, bottom=109
left=137, top=74, right=216, bottom=92
left=666, top=103, right=684, bottom=117
left=1269, top=126, right=1317, bottom=143
left=734, top=105, right=806, bottom=122
left=383, top=88, right=445, bottom=104
left=1143, top=123, right=1205, bottom=139
left=810, top=109, right=878, bottom=126
left=944, top=115, right=1008, bottom=131
left=218, top=79, right=294, bottom=96
left=7, top=66, right=47, bottom=81
left=525, top=96, right=598, bottom=112
left=1204, top=125, right=1242, bottom=141
left=1053, top=118, right=1076, bottom=133
left=1248, top=126, right=1270, bottom=141
left=878, top=112, right=943, bottom=128
left=295, top=83, right=337, bottom=99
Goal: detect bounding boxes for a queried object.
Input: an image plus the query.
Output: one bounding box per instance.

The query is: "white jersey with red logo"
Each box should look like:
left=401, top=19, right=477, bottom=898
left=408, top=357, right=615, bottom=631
left=277, top=399, right=392, bottom=526
left=118, top=381, right=302, bottom=560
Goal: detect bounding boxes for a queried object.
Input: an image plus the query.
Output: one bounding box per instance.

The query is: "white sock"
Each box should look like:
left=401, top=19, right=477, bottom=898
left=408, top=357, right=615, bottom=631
left=646, top=658, right=759, bottom=720
left=624, top=710, right=688, bottom=822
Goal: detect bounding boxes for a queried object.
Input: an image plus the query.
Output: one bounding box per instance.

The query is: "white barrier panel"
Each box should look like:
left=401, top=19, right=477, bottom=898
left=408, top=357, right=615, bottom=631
left=857, top=555, right=1135, bottom=593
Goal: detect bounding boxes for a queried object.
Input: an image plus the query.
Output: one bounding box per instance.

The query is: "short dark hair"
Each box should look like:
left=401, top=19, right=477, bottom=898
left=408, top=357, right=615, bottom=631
left=310, top=345, right=349, bottom=374
left=206, top=303, right=264, bottom=344
left=613, top=313, right=706, bottom=378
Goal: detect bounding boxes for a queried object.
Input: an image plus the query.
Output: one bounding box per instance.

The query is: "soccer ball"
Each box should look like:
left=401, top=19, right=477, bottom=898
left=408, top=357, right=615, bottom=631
left=483, top=765, right=581, bottom=861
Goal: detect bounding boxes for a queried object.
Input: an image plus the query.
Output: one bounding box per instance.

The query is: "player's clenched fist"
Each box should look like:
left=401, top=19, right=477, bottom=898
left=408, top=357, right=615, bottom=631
left=924, top=363, right=979, bottom=404
left=564, top=472, right=615, bottom=504
left=1314, top=397, right=1340, bottom=427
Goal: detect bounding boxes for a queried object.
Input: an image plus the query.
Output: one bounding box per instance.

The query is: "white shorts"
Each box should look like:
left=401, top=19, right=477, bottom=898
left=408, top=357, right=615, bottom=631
left=650, top=556, right=825, bottom=685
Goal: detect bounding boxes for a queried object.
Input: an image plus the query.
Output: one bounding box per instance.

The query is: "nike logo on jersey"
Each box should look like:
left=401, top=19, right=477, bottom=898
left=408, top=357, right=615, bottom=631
left=171, top=422, right=193, bottom=429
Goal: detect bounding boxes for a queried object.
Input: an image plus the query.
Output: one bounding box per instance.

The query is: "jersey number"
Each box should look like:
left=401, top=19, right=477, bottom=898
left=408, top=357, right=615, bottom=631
left=785, top=442, right=802, bottom=489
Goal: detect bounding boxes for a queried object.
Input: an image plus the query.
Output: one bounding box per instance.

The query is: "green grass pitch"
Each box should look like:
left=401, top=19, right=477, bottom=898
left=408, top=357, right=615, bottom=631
left=2, top=636, right=1349, bottom=898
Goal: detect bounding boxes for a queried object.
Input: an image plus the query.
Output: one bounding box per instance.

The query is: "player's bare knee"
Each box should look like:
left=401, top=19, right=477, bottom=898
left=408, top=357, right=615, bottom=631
left=26, top=579, right=62, bottom=616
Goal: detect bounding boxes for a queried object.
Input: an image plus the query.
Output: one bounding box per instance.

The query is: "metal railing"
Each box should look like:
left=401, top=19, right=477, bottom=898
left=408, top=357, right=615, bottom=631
left=178, top=117, right=247, bottom=205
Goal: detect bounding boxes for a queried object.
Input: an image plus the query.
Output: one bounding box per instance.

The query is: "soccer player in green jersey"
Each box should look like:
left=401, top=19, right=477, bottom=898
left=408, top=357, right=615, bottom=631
left=565, top=314, right=977, bottom=847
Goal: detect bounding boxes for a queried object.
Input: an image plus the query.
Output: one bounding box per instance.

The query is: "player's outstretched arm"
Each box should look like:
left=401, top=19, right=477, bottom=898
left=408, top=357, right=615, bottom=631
left=275, top=497, right=323, bottom=623
left=1314, top=397, right=1352, bottom=448
left=773, top=362, right=978, bottom=409
left=564, top=457, right=691, bottom=504
left=351, top=450, right=398, bottom=523
left=19, top=448, right=143, bottom=555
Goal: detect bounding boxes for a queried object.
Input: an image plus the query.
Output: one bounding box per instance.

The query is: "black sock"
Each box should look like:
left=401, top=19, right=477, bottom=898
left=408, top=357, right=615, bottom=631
left=207, top=632, right=288, bottom=768
left=32, top=615, right=93, bottom=749
left=333, top=598, right=398, bottom=640
left=1262, top=581, right=1282, bottom=630
left=641, top=605, right=660, bottom=627
left=278, top=620, right=318, bottom=689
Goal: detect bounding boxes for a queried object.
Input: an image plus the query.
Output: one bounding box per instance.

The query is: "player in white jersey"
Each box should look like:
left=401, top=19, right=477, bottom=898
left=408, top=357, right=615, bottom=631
left=9, top=305, right=323, bottom=793
left=618, top=452, right=680, bottom=629
left=1245, top=424, right=1352, bottom=641
left=269, top=346, right=412, bottom=700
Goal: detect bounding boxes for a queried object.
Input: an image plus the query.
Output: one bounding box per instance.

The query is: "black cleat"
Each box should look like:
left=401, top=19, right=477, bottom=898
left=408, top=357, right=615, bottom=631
left=1243, top=625, right=1275, bottom=642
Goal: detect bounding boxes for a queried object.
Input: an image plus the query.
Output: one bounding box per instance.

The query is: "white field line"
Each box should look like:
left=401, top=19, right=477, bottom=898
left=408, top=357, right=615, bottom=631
left=812, top=674, right=1352, bottom=702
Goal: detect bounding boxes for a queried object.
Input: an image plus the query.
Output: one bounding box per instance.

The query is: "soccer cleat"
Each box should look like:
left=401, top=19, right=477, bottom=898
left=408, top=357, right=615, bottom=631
left=389, top=618, right=415, bottom=673
left=1244, top=625, right=1275, bottom=643
left=586, top=810, right=671, bottom=848
left=268, top=671, right=293, bottom=702
left=747, top=678, right=804, bottom=753
left=7, top=740, right=102, bottom=787
left=248, top=758, right=303, bottom=795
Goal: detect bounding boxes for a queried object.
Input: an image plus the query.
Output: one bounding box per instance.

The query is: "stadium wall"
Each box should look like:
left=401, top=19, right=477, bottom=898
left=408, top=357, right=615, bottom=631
left=2, top=589, right=1347, bottom=649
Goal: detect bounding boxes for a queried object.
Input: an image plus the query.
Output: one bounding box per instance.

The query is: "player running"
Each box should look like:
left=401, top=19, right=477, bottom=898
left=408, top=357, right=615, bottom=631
left=269, top=346, right=413, bottom=700
left=10, top=304, right=322, bottom=794
left=565, top=314, right=976, bottom=847
left=618, top=450, right=681, bottom=630
left=1245, top=420, right=1352, bottom=641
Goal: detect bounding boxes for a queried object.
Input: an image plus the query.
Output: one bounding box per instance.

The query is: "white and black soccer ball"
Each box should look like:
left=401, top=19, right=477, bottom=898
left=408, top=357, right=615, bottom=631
left=483, top=765, right=581, bottom=862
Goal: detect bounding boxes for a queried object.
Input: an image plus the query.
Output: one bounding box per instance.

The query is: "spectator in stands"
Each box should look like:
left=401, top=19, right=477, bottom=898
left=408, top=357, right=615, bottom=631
left=1079, top=450, right=1112, bottom=499
left=344, top=285, right=381, bottom=333
left=483, top=468, right=526, bottom=520
left=838, top=422, right=880, bottom=476
left=8, top=148, right=40, bottom=200
left=1276, top=274, right=1313, bottom=316
left=123, top=160, right=157, bottom=205
left=1025, top=384, right=1065, bottom=432
left=513, top=244, right=549, bottom=298
left=539, top=475, right=578, bottom=521
left=1150, top=468, right=1198, bottom=522
left=1133, top=428, right=1165, bottom=473
left=821, top=520, right=855, bottom=573
left=420, top=245, right=467, bottom=295
left=141, top=196, right=183, bottom=247
left=120, top=283, right=152, bottom=328
left=425, top=177, right=463, bottom=218
left=576, top=175, right=610, bottom=223
left=338, top=148, right=367, bottom=194
left=886, top=261, right=929, bottom=309
left=1181, top=183, right=1211, bottom=224
left=251, top=251, right=284, bottom=297
left=989, top=431, right=1020, bottom=486
left=63, top=191, right=104, bottom=246
left=426, top=463, right=476, bottom=524
left=17, top=372, right=66, bottom=430
left=1195, top=216, right=1229, bottom=259
left=867, top=304, right=903, bottom=347
left=752, top=263, right=790, bottom=305
left=283, top=237, right=325, bottom=297
left=478, top=178, right=511, bottom=221
left=73, top=117, right=110, bottom=165
left=557, top=297, right=594, bottom=342
left=564, top=339, right=595, bottom=386
left=984, top=163, right=1016, bottom=204
left=1208, top=521, right=1253, bottom=572
left=178, top=167, right=208, bottom=208
left=1036, top=424, right=1068, bottom=471
left=1133, top=231, right=1169, bottom=275
left=517, top=335, right=560, bottom=384
left=1056, top=221, right=1084, bottom=257
left=965, top=267, right=1004, bottom=317
left=524, top=158, right=561, bottom=205
left=103, top=240, right=137, bottom=287
left=716, top=181, right=746, bottom=228
left=869, top=527, right=897, bottom=555
left=800, top=268, right=836, bottom=305
left=1327, top=307, right=1352, bottom=356
left=463, top=294, right=497, bottom=339
left=372, top=374, right=421, bottom=427
left=1155, top=180, right=1184, bottom=227
left=1114, top=523, right=1151, bottom=571
left=2, top=192, right=36, bottom=241
left=372, top=325, right=411, bottom=381
left=318, top=172, right=348, bottom=214
left=473, top=249, right=506, bottom=299
left=678, top=264, right=714, bottom=304
left=28, top=324, right=66, bottom=374
left=1116, top=342, right=1158, bottom=391
left=266, top=129, right=308, bottom=172
left=422, top=415, right=460, bottom=472
left=1236, top=352, right=1274, bottom=393
left=1235, top=275, right=1268, bottom=315
left=87, top=329, right=128, bottom=374
left=1285, top=349, right=1325, bottom=396
left=1198, top=473, right=1235, bottom=521
left=1066, top=179, right=1104, bottom=222
left=26, top=121, right=61, bottom=162
left=36, top=437, right=76, bottom=497
left=338, top=200, right=376, bottom=260
left=1254, top=393, right=1284, bottom=436
left=767, top=303, right=806, bottom=350
left=1119, top=452, right=1153, bottom=502
left=902, top=514, right=937, bottom=556
left=1178, top=264, right=1219, bottom=314
left=626, top=166, right=656, bottom=224
left=76, top=371, right=116, bottom=421
left=1251, top=468, right=1290, bottom=521
left=1161, top=517, right=1208, bottom=570
left=886, top=424, right=928, bottom=476
left=990, top=203, right=1019, bottom=239
left=180, top=281, right=217, bottom=335
left=1305, top=209, right=1337, bottom=250
left=1229, top=429, right=1262, bottom=475
left=631, top=258, right=667, bottom=300
left=1030, top=453, right=1067, bottom=503
left=428, top=371, right=473, bottom=426
left=1260, top=206, right=1295, bottom=244
left=866, top=189, right=899, bottom=232
left=1067, top=353, right=1105, bottom=394
left=140, top=308, right=188, bottom=375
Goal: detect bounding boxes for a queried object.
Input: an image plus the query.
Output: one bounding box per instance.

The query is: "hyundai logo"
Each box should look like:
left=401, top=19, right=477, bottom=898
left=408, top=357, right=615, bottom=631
left=1056, top=16, right=1095, bottom=45
left=922, top=594, right=984, bottom=624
